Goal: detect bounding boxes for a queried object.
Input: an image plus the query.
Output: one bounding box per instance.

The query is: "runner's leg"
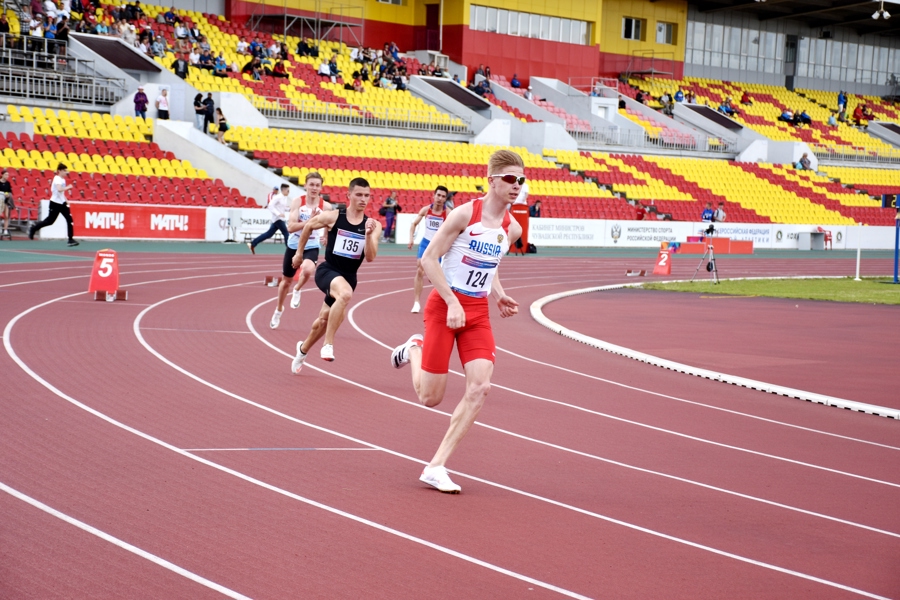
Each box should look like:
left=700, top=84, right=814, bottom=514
left=408, top=345, right=447, bottom=407
left=323, top=276, right=353, bottom=346
left=299, top=302, right=330, bottom=354
left=295, top=258, right=315, bottom=292
left=427, top=358, right=493, bottom=468
left=412, top=259, right=424, bottom=307
left=275, top=276, right=291, bottom=312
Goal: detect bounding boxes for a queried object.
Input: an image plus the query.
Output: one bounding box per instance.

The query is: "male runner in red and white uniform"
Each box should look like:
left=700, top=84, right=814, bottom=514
left=291, top=177, right=381, bottom=370
left=391, top=150, right=523, bottom=493
left=269, top=172, right=332, bottom=328
left=407, top=185, right=450, bottom=313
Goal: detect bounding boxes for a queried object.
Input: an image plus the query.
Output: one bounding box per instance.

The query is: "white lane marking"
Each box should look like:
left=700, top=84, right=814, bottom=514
left=530, top=282, right=900, bottom=419
left=137, top=286, right=893, bottom=599
left=0, top=480, right=253, bottom=600
left=142, top=328, right=253, bottom=334
left=184, top=448, right=381, bottom=452
left=495, top=346, right=900, bottom=452
left=347, top=287, right=900, bottom=489
left=4, top=290, right=595, bottom=600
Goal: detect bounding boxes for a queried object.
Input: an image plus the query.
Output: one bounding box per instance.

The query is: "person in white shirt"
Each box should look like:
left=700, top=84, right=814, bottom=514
left=713, top=202, right=727, bottom=223
left=248, top=184, right=290, bottom=254
left=236, top=36, right=248, bottom=54
left=188, top=48, right=200, bottom=65
left=155, top=88, right=170, bottom=120
left=29, top=163, right=79, bottom=246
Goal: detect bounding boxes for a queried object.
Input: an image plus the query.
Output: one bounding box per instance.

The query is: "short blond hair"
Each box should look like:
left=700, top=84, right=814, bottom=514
left=487, top=149, right=524, bottom=176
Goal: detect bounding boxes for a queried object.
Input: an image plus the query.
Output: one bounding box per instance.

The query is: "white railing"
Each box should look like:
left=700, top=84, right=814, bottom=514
left=570, top=128, right=737, bottom=154
left=0, top=65, right=125, bottom=105
left=253, top=97, right=471, bottom=134
left=811, top=144, right=900, bottom=166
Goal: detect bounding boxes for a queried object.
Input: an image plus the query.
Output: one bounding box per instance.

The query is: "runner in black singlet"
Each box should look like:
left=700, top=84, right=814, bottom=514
left=291, top=177, right=382, bottom=371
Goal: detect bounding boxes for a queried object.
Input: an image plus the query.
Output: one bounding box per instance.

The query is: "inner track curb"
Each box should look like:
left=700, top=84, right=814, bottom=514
left=530, top=277, right=900, bottom=420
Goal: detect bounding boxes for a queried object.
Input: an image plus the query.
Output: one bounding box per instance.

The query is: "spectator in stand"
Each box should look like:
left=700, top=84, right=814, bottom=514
left=172, top=52, right=189, bottom=79
left=267, top=39, right=280, bottom=59
left=524, top=86, right=535, bottom=101
left=718, top=98, right=736, bottom=117
left=480, top=79, right=492, bottom=95
left=271, top=59, right=289, bottom=78
left=351, top=45, right=364, bottom=62
left=674, top=88, right=684, bottom=103
left=378, top=72, right=393, bottom=89
left=251, top=59, right=263, bottom=81
left=591, top=83, right=603, bottom=97
left=155, top=87, right=170, bottom=120
left=55, top=15, right=69, bottom=48
left=150, top=35, right=166, bottom=56
left=617, top=94, right=626, bottom=109
left=634, top=203, right=647, bottom=220
left=197, top=34, right=210, bottom=53
left=392, top=72, right=407, bottom=91
left=192, top=93, right=204, bottom=130
left=484, top=65, right=491, bottom=80
left=852, top=104, right=864, bottom=126
left=837, top=105, right=848, bottom=123
left=202, top=92, right=214, bottom=134
left=0, top=171, right=13, bottom=237
left=827, top=111, right=837, bottom=127
left=30, top=0, right=42, bottom=19
left=510, top=73, right=521, bottom=88
left=778, top=108, right=793, bottom=123
left=198, top=48, right=214, bottom=70
left=352, top=75, right=364, bottom=92
left=862, top=104, right=874, bottom=122
left=188, top=45, right=200, bottom=66
left=187, top=23, right=200, bottom=43
left=529, top=199, right=542, bottom=218
left=797, top=152, right=811, bottom=170
left=43, top=0, right=57, bottom=20
left=686, top=90, right=695, bottom=104
left=837, top=90, right=846, bottom=112
left=453, top=74, right=461, bottom=84
left=213, top=53, right=228, bottom=77
left=635, top=90, right=645, bottom=104
left=797, top=109, right=812, bottom=126
left=296, top=37, right=310, bottom=56
left=317, top=58, right=331, bottom=78
left=701, top=202, right=714, bottom=222
left=359, top=64, right=369, bottom=82
left=380, top=191, right=400, bottom=241
left=236, top=35, right=248, bottom=54
left=174, top=21, right=187, bottom=40
left=329, top=54, right=340, bottom=78
left=163, top=6, right=176, bottom=24
left=475, top=64, right=485, bottom=79
left=215, top=108, right=228, bottom=144
left=713, top=202, right=726, bottom=222
left=739, top=91, right=752, bottom=105
left=133, top=85, right=148, bottom=119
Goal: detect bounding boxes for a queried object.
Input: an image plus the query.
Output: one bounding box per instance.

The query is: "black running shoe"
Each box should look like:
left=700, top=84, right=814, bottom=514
left=28, top=224, right=36, bottom=240
left=67, top=239, right=79, bottom=247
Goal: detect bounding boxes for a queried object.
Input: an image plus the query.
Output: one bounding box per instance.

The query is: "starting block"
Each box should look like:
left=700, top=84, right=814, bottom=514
left=652, top=249, right=671, bottom=276
left=626, top=270, right=646, bottom=277
left=89, top=249, right=127, bottom=301
left=94, top=290, right=129, bottom=302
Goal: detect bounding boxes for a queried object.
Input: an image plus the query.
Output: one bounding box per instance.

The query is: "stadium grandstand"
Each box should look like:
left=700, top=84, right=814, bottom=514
left=0, top=0, right=896, bottom=247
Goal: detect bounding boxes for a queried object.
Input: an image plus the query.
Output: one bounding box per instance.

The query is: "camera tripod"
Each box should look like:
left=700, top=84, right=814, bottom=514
left=691, top=243, right=719, bottom=284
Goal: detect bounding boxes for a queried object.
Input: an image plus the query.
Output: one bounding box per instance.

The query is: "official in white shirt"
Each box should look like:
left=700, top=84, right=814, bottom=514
left=29, top=163, right=79, bottom=246
left=248, top=183, right=291, bottom=254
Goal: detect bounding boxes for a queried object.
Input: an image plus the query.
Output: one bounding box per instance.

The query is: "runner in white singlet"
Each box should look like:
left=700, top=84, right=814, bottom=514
left=407, top=186, right=450, bottom=313
left=269, top=172, right=332, bottom=329
left=390, top=150, right=524, bottom=494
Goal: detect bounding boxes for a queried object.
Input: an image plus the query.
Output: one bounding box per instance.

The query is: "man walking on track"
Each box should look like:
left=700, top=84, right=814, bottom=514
left=291, top=177, right=381, bottom=371
left=407, top=185, right=450, bottom=313
left=29, top=163, right=79, bottom=246
left=269, top=172, right=331, bottom=329
left=390, top=149, right=523, bottom=493
left=248, top=184, right=290, bottom=254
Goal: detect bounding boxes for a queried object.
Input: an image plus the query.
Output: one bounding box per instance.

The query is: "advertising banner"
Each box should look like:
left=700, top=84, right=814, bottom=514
left=39, top=201, right=206, bottom=240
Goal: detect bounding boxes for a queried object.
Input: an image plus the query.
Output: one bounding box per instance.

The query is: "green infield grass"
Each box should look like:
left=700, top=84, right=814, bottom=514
left=643, top=277, right=900, bottom=305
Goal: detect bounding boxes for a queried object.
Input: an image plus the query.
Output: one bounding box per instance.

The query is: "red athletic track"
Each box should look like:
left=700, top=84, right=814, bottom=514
left=1, top=251, right=898, bottom=600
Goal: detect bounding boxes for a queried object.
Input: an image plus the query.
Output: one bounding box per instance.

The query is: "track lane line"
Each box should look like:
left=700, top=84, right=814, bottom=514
left=0, top=480, right=254, bottom=600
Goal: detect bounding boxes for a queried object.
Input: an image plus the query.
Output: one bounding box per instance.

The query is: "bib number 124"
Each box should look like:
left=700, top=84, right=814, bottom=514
left=465, top=269, right=488, bottom=289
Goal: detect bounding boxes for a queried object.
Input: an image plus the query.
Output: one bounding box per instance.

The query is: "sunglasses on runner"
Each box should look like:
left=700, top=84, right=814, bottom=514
left=489, top=174, right=526, bottom=185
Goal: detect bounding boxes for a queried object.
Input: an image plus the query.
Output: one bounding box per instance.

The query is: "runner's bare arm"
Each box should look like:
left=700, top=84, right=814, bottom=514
left=490, top=273, right=518, bottom=318
left=422, top=203, right=473, bottom=328
left=294, top=209, right=337, bottom=260
left=408, top=206, right=428, bottom=250
left=364, top=217, right=382, bottom=262
left=285, top=197, right=305, bottom=233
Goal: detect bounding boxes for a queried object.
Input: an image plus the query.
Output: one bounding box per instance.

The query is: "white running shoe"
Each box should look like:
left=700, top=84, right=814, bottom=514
left=269, top=309, right=283, bottom=329
left=291, top=342, right=307, bottom=374
left=321, top=343, right=335, bottom=361
left=290, top=289, right=302, bottom=309
left=411, top=301, right=420, bottom=313
left=391, top=334, right=423, bottom=368
left=419, top=466, right=461, bottom=494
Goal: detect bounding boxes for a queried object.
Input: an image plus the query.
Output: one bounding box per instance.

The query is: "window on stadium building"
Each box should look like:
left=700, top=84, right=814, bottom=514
left=656, top=21, right=676, bottom=45
left=622, top=17, right=644, bottom=41
left=469, top=5, right=591, bottom=45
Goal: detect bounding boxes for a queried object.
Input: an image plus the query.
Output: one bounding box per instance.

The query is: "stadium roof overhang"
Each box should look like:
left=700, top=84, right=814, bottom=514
left=693, top=0, right=900, bottom=38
